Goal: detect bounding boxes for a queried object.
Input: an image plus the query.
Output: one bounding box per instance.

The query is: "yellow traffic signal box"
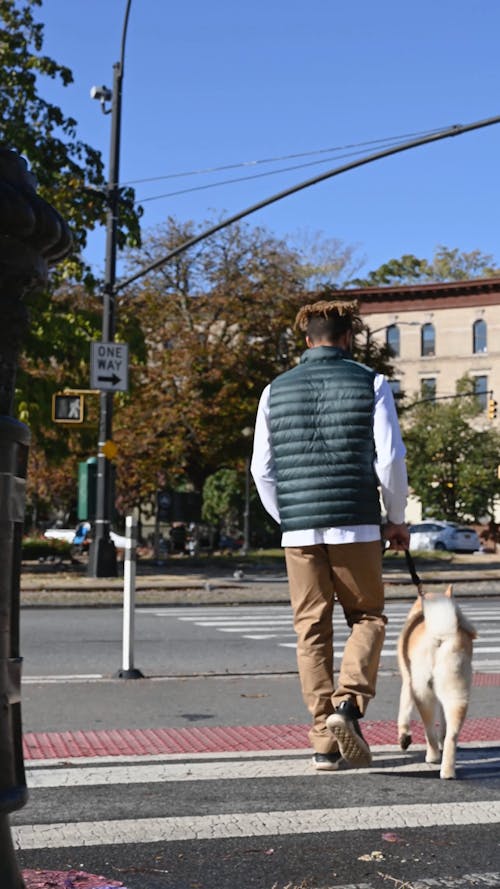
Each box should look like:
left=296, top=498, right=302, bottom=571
left=52, top=393, right=84, bottom=424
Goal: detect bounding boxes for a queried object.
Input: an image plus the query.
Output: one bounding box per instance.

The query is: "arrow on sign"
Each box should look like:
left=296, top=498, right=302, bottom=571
left=97, top=373, right=121, bottom=386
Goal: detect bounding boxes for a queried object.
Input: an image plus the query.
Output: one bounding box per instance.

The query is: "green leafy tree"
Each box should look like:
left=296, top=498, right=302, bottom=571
left=403, top=382, right=500, bottom=522
left=16, top=285, right=102, bottom=524
left=202, top=469, right=242, bottom=532
left=0, top=0, right=142, bottom=281
left=349, top=246, right=500, bottom=288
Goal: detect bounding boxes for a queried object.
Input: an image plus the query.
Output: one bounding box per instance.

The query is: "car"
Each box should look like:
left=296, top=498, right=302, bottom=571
left=408, top=521, right=481, bottom=553
left=44, top=527, right=128, bottom=549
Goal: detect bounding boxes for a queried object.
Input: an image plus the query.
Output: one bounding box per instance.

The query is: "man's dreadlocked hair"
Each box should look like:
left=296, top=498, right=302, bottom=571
left=294, top=299, right=362, bottom=344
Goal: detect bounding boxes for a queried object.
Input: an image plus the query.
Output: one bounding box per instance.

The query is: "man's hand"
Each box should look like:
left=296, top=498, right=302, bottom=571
left=383, top=521, right=410, bottom=551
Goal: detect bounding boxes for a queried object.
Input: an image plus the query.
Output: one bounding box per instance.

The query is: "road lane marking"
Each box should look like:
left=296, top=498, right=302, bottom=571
left=22, top=674, right=104, bottom=683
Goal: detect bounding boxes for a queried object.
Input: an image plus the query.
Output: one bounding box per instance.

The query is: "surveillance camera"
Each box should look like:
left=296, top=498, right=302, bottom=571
left=90, top=85, right=112, bottom=102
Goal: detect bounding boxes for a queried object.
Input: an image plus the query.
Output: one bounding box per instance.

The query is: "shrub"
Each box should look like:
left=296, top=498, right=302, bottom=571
left=22, top=537, right=72, bottom=560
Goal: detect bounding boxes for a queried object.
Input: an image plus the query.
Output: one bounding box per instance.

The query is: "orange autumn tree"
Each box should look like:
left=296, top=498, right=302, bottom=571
left=113, top=217, right=357, bottom=516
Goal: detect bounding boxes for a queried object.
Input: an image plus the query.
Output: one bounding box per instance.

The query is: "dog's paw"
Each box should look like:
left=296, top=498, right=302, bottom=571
left=399, top=732, right=412, bottom=750
left=440, top=768, right=456, bottom=779
left=425, top=750, right=441, bottom=764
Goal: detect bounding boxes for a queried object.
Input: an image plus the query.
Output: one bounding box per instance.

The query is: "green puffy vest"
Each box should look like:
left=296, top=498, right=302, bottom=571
left=269, top=345, right=381, bottom=531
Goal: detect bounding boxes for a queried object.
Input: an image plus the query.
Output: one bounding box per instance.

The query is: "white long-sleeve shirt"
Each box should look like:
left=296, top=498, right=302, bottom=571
left=251, top=372, right=408, bottom=547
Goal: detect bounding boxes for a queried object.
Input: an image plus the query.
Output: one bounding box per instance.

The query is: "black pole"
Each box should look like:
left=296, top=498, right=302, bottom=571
left=242, top=456, right=250, bottom=555
left=89, top=0, right=132, bottom=577
left=115, top=112, right=500, bottom=294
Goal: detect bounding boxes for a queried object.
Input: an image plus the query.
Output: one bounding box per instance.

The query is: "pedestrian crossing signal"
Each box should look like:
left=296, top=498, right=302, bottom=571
left=52, top=393, right=84, bottom=424
left=488, top=398, right=498, bottom=420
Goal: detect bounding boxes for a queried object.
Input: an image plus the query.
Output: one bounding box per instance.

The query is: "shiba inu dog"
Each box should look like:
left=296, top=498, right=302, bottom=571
left=397, top=585, right=476, bottom=779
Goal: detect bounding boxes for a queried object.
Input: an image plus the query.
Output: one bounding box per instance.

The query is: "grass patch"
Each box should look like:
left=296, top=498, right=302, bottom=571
left=383, top=548, right=452, bottom=563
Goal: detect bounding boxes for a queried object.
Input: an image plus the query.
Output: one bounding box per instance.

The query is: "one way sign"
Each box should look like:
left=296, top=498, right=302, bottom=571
left=90, top=342, right=129, bottom=392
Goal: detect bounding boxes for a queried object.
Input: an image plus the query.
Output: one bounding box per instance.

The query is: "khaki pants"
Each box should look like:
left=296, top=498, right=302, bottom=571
left=285, top=541, right=386, bottom=754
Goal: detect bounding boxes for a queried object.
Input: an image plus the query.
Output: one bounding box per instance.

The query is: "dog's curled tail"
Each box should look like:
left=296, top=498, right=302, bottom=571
left=423, top=596, right=458, bottom=640
left=423, top=585, right=477, bottom=641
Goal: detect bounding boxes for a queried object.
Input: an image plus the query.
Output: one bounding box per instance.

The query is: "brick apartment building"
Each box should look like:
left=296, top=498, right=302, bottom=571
left=347, top=276, right=500, bottom=421
left=337, top=276, right=500, bottom=522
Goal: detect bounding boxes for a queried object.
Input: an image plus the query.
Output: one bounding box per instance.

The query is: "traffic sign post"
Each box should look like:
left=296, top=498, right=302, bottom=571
left=90, top=342, right=129, bottom=392
left=88, top=344, right=128, bottom=577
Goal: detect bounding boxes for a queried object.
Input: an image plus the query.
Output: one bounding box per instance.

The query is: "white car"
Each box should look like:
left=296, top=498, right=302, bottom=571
left=44, top=528, right=128, bottom=549
left=409, top=521, right=480, bottom=553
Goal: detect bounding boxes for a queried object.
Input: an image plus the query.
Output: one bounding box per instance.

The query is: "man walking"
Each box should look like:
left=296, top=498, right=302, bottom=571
left=251, top=298, right=409, bottom=771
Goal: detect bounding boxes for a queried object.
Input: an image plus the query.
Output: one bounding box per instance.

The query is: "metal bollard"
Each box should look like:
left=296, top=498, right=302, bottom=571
left=0, top=416, right=30, bottom=889
left=116, top=516, right=143, bottom=679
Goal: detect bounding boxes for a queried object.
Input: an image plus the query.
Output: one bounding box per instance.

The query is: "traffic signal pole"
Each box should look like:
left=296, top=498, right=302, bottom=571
left=88, top=1, right=131, bottom=577
left=115, top=113, right=500, bottom=295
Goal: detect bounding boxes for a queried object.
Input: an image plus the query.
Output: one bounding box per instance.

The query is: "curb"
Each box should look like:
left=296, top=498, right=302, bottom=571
left=19, top=574, right=500, bottom=607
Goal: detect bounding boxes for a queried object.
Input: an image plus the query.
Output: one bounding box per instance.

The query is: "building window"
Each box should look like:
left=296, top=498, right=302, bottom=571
left=473, top=319, right=487, bottom=354
left=421, top=323, right=435, bottom=357
left=474, top=375, right=488, bottom=410
left=421, top=377, right=436, bottom=400
left=389, top=379, right=402, bottom=404
left=386, top=325, right=400, bottom=357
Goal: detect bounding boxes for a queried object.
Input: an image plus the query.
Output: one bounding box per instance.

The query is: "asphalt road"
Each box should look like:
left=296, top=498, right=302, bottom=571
left=19, top=598, right=500, bottom=733
left=12, top=746, right=500, bottom=889
left=12, top=596, right=500, bottom=889
left=20, top=597, right=500, bottom=679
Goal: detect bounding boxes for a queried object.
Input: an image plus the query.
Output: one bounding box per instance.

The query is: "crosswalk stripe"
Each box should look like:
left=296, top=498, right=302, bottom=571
left=279, top=643, right=500, bottom=655
left=25, top=747, right=500, bottom=788
left=168, top=604, right=500, bottom=661
left=193, top=618, right=290, bottom=624
left=174, top=619, right=495, bottom=628
left=139, top=607, right=500, bottom=619
left=203, top=626, right=500, bottom=638
left=12, top=799, right=500, bottom=849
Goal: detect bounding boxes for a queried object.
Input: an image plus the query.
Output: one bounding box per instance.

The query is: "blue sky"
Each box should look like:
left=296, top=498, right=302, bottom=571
left=40, top=0, right=500, bottom=280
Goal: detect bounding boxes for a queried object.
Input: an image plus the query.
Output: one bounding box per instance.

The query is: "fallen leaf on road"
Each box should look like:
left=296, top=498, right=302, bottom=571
left=382, top=832, right=406, bottom=843
left=358, top=850, right=385, bottom=861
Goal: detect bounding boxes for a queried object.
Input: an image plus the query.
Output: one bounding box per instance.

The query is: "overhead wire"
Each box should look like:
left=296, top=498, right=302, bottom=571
left=135, top=130, right=444, bottom=205
left=123, top=127, right=443, bottom=187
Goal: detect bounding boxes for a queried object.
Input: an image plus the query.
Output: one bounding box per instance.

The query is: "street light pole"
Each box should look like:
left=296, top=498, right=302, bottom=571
left=241, top=426, right=254, bottom=555
left=243, top=456, right=250, bottom=554
left=88, top=0, right=132, bottom=578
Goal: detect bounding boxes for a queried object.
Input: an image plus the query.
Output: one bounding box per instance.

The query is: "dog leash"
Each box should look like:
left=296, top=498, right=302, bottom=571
left=404, top=548, right=423, bottom=597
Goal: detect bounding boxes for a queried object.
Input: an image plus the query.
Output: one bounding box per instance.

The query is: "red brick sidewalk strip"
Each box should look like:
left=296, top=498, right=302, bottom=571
left=23, top=716, right=500, bottom=761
